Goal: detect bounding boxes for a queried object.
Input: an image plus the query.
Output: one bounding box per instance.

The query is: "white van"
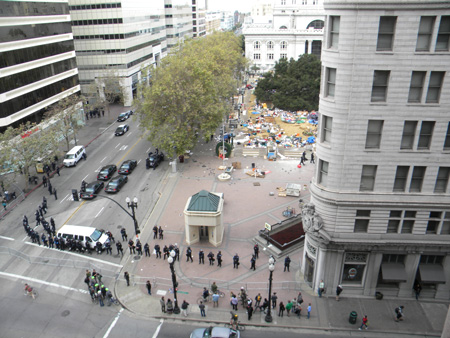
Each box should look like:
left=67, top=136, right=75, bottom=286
left=63, top=146, right=86, bottom=167
left=57, top=225, right=109, bottom=249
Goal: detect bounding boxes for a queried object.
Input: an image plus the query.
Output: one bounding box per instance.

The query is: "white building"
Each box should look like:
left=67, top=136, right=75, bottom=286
left=192, top=0, right=206, bottom=38
left=165, top=0, right=193, bottom=50
left=0, top=0, right=80, bottom=128
left=244, top=0, right=325, bottom=73
left=205, top=11, right=221, bottom=34
left=220, top=12, right=234, bottom=31
left=250, top=0, right=273, bottom=24
left=68, top=0, right=167, bottom=106
left=304, top=0, right=450, bottom=300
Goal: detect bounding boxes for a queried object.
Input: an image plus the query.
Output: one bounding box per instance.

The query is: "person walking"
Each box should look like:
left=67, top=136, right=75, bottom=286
left=116, top=242, right=123, bottom=256
left=53, top=188, right=57, bottom=200
left=198, top=249, right=205, bottom=264
left=307, top=303, right=312, bottom=319
left=121, top=228, right=127, bottom=241
left=56, top=166, right=60, bottom=176
left=233, top=253, right=239, bottom=269
left=299, top=156, right=305, bottom=166
left=250, top=255, right=256, bottom=271
left=310, top=152, right=315, bottom=163
left=146, top=280, right=152, bottom=295
left=278, top=301, right=285, bottom=317
left=286, top=300, right=293, bottom=317
left=186, top=246, right=193, bottom=262
left=124, top=271, right=130, bottom=286
left=271, top=292, right=278, bottom=309
left=181, top=300, right=189, bottom=317
left=318, top=279, right=325, bottom=297
left=253, top=244, right=259, bottom=259
left=144, top=243, right=150, bottom=257
left=199, top=301, right=206, bottom=317
left=153, top=225, right=158, bottom=239
left=217, top=251, right=222, bottom=267
left=160, top=296, right=166, bottom=313
left=48, top=182, right=53, bottom=195
left=336, top=284, right=343, bottom=301
left=284, top=256, right=291, bottom=272
left=247, top=304, right=253, bottom=320
left=42, top=176, right=47, bottom=187
left=359, top=315, right=368, bottom=330
left=394, top=305, right=404, bottom=322
left=413, top=282, right=422, bottom=300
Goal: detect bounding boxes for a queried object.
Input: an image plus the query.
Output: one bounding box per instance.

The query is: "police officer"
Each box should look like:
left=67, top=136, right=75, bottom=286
left=121, top=228, right=128, bottom=241
left=116, top=241, right=123, bottom=256
left=144, top=243, right=150, bottom=257
left=199, top=249, right=205, bottom=264
left=217, top=251, right=223, bottom=267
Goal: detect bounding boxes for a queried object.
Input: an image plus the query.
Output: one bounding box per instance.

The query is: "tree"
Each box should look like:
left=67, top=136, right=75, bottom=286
left=139, top=32, right=247, bottom=156
left=254, top=54, right=321, bottom=111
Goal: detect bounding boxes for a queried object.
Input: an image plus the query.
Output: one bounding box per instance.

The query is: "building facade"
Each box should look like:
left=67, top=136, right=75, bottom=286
left=192, top=0, right=206, bottom=38
left=305, top=0, right=450, bottom=300
left=165, top=0, right=193, bottom=50
left=0, top=0, right=80, bottom=129
left=68, top=0, right=167, bottom=106
left=205, top=11, right=221, bottom=34
left=244, top=0, right=324, bottom=73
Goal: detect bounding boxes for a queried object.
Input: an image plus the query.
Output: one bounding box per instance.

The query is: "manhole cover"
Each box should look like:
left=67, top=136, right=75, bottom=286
left=133, top=255, right=141, bottom=260
left=61, top=310, right=70, bottom=317
left=253, top=182, right=261, bottom=186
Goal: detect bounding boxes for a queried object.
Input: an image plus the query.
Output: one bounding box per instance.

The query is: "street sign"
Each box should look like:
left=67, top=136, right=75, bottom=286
left=265, top=222, right=271, bottom=231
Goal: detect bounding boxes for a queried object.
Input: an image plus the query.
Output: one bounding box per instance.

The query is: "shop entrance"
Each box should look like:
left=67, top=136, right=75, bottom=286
left=200, top=226, right=209, bottom=241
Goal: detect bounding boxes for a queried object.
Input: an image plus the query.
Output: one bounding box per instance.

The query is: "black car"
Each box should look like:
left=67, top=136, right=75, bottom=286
left=147, top=152, right=164, bottom=169
left=118, top=160, right=137, bottom=175
left=117, top=112, right=131, bottom=122
left=80, top=181, right=104, bottom=199
left=115, top=124, right=129, bottom=136
left=97, top=165, right=117, bottom=181
left=105, top=175, right=128, bottom=193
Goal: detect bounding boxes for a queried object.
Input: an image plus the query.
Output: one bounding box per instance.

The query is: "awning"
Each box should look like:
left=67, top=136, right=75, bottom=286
left=381, top=263, right=407, bottom=282
left=419, top=264, right=446, bottom=284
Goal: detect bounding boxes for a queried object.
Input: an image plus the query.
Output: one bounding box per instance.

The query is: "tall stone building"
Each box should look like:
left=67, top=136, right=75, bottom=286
left=304, top=0, right=450, bottom=300
left=0, top=0, right=80, bottom=129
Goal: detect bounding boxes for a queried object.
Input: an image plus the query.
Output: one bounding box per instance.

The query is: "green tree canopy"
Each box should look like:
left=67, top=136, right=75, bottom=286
left=254, top=54, right=321, bottom=111
left=138, top=31, right=247, bottom=156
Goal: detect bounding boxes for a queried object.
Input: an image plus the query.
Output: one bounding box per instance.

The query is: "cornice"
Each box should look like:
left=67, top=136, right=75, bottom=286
left=323, top=0, right=450, bottom=11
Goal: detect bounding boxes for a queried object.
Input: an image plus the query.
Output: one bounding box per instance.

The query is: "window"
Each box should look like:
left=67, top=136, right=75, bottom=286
left=360, top=165, right=377, bottom=191
left=416, top=16, right=436, bottom=51
left=387, top=210, right=401, bottom=233
left=254, top=41, right=260, bottom=50
left=281, top=0, right=286, bottom=4
left=318, top=160, right=329, bottom=187
left=341, top=253, right=368, bottom=285
left=393, top=166, right=409, bottom=192
left=427, top=211, right=442, bottom=234
left=408, top=71, right=426, bottom=103
left=267, top=53, right=274, bottom=60
left=307, top=20, right=325, bottom=30
left=421, top=255, right=444, bottom=265
left=387, top=210, right=416, bottom=234
left=402, top=211, right=416, bottom=233
left=365, top=120, right=384, bottom=149
left=383, top=254, right=405, bottom=264
left=325, top=68, right=336, bottom=98
left=435, top=16, right=450, bottom=51
left=280, top=53, right=287, bottom=59
left=371, top=70, right=390, bottom=102
left=426, top=71, right=445, bottom=103
left=253, top=53, right=261, bottom=60
left=377, top=16, right=397, bottom=51
left=354, top=210, right=370, bottom=233
left=267, top=41, right=274, bottom=50
left=417, top=121, right=435, bottom=149
left=441, top=212, right=450, bottom=234
left=400, top=121, right=417, bottom=150
left=409, top=166, right=426, bottom=192
left=321, top=115, right=332, bottom=143
left=444, top=123, right=450, bottom=150
left=329, top=16, right=340, bottom=49
left=280, top=41, right=288, bottom=50
left=434, top=167, right=450, bottom=193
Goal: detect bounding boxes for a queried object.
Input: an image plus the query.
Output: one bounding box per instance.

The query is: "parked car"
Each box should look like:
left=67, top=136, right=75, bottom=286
left=115, top=124, right=129, bottom=136
left=190, top=327, right=240, bottom=338
left=80, top=181, right=104, bottom=199
left=105, top=175, right=128, bottom=193
left=118, top=160, right=137, bottom=175
left=97, top=165, right=117, bottom=181
left=147, top=152, right=164, bottom=169
left=117, top=111, right=131, bottom=122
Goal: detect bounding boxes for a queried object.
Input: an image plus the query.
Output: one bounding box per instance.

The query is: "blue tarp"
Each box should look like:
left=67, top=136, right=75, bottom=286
left=251, top=111, right=260, bottom=114
left=307, top=136, right=316, bottom=144
left=308, top=120, right=318, bottom=125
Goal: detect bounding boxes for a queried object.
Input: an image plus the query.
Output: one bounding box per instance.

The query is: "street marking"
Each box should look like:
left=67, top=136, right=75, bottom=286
left=151, top=319, right=164, bottom=338
left=62, top=200, right=86, bottom=226
left=95, top=207, right=104, bottom=218
left=0, top=271, right=89, bottom=294
left=101, top=156, right=107, bottom=163
left=83, top=174, right=89, bottom=181
left=119, top=145, right=128, bottom=151
left=0, top=235, right=14, bottom=241
left=60, top=194, right=69, bottom=203
left=146, top=147, right=151, bottom=154
left=126, top=132, right=132, bottom=137
left=137, top=159, right=142, bottom=164
left=95, top=166, right=102, bottom=172
left=116, top=137, right=142, bottom=167
left=115, top=143, right=121, bottom=149
left=103, top=308, right=124, bottom=338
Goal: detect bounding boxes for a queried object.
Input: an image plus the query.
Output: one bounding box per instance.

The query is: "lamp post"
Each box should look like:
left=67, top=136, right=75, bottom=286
left=126, top=197, right=140, bottom=237
left=265, top=257, right=275, bottom=323
left=168, top=250, right=180, bottom=314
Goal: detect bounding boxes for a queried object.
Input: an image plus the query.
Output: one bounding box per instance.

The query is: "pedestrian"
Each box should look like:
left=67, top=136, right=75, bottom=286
left=42, top=196, right=47, bottom=210
left=318, top=279, right=325, bottom=297
left=217, top=250, right=222, bottom=267
left=198, top=250, right=205, bottom=264
left=233, top=253, right=239, bottom=269
left=413, top=282, right=422, bottom=300
left=102, top=109, right=104, bottom=117
left=299, top=156, right=305, bottom=166
left=105, top=241, right=112, bottom=255
left=297, top=292, right=303, bottom=306
left=286, top=300, right=293, bottom=317
left=166, top=299, right=174, bottom=314
left=186, top=246, right=193, bottom=262
left=336, top=284, right=343, bottom=301
left=48, top=183, right=53, bottom=195
left=121, top=228, right=127, bottom=241
left=144, top=243, right=150, bottom=257
left=255, top=293, right=262, bottom=310
left=272, top=292, right=278, bottom=309
left=278, top=301, right=285, bottom=317
left=116, top=241, right=123, bottom=256
left=155, top=244, right=161, bottom=258
left=136, top=240, right=142, bottom=255
left=175, top=245, right=180, bottom=261
left=38, top=205, right=43, bottom=217
left=98, top=290, right=104, bottom=307
left=208, top=251, right=215, bottom=265
left=158, top=225, right=163, bottom=239
left=56, top=166, right=60, bottom=176
left=247, top=304, right=253, bottom=320
left=260, top=298, right=269, bottom=313
left=2, top=200, right=6, bottom=210
left=394, top=305, right=404, bottom=322
left=250, top=255, right=256, bottom=270
left=53, top=188, right=57, bottom=200
left=307, top=303, right=312, bottom=319
left=124, top=271, right=130, bottom=286
left=160, top=296, right=166, bottom=313
left=310, top=152, right=315, bottom=163
left=359, top=315, right=368, bottom=330
left=199, top=301, right=206, bottom=317
left=212, top=292, right=219, bottom=307
left=284, top=256, right=291, bottom=272
left=181, top=300, right=189, bottom=317
left=128, top=239, right=135, bottom=254
left=52, top=162, right=56, bottom=171
left=42, top=176, right=47, bottom=187
left=153, top=225, right=158, bottom=239
left=146, top=280, right=152, bottom=295
left=253, top=243, right=259, bottom=259
left=231, top=294, right=238, bottom=311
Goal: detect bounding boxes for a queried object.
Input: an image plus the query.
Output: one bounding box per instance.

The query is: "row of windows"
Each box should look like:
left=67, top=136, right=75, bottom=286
left=253, top=53, right=287, bottom=60
left=354, top=210, right=450, bottom=234
left=254, top=41, right=288, bottom=50
left=72, top=18, right=123, bottom=26
left=69, top=3, right=122, bottom=10
left=324, top=68, right=446, bottom=104
left=1, top=58, right=78, bottom=94
left=0, top=23, right=73, bottom=43
left=74, top=27, right=166, bottom=41
left=0, top=40, right=75, bottom=68
left=75, top=37, right=165, bottom=56
left=0, top=76, right=79, bottom=119
left=328, top=15, right=450, bottom=52
left=77, top=52, right=155, bottom=71
left=280, top=0, right=319, bottom=5
left=0, top=2, right=69, bottom=16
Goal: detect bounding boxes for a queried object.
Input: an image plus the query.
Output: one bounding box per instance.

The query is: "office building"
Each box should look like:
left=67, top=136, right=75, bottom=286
left=165, top=0, right=193, bottom=50
left=192, top=0, right=206, bottom=38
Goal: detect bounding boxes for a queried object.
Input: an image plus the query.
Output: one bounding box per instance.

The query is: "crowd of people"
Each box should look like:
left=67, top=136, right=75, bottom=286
left=84, top=269, right=117, bottom=307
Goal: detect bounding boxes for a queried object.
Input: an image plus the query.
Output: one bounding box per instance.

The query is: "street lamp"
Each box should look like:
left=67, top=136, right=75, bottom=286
left=168, top=250, right=180, bottom=314
left=265, top=257, right=275, bottom=323
left=126, top=197, right=140, bottom=237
